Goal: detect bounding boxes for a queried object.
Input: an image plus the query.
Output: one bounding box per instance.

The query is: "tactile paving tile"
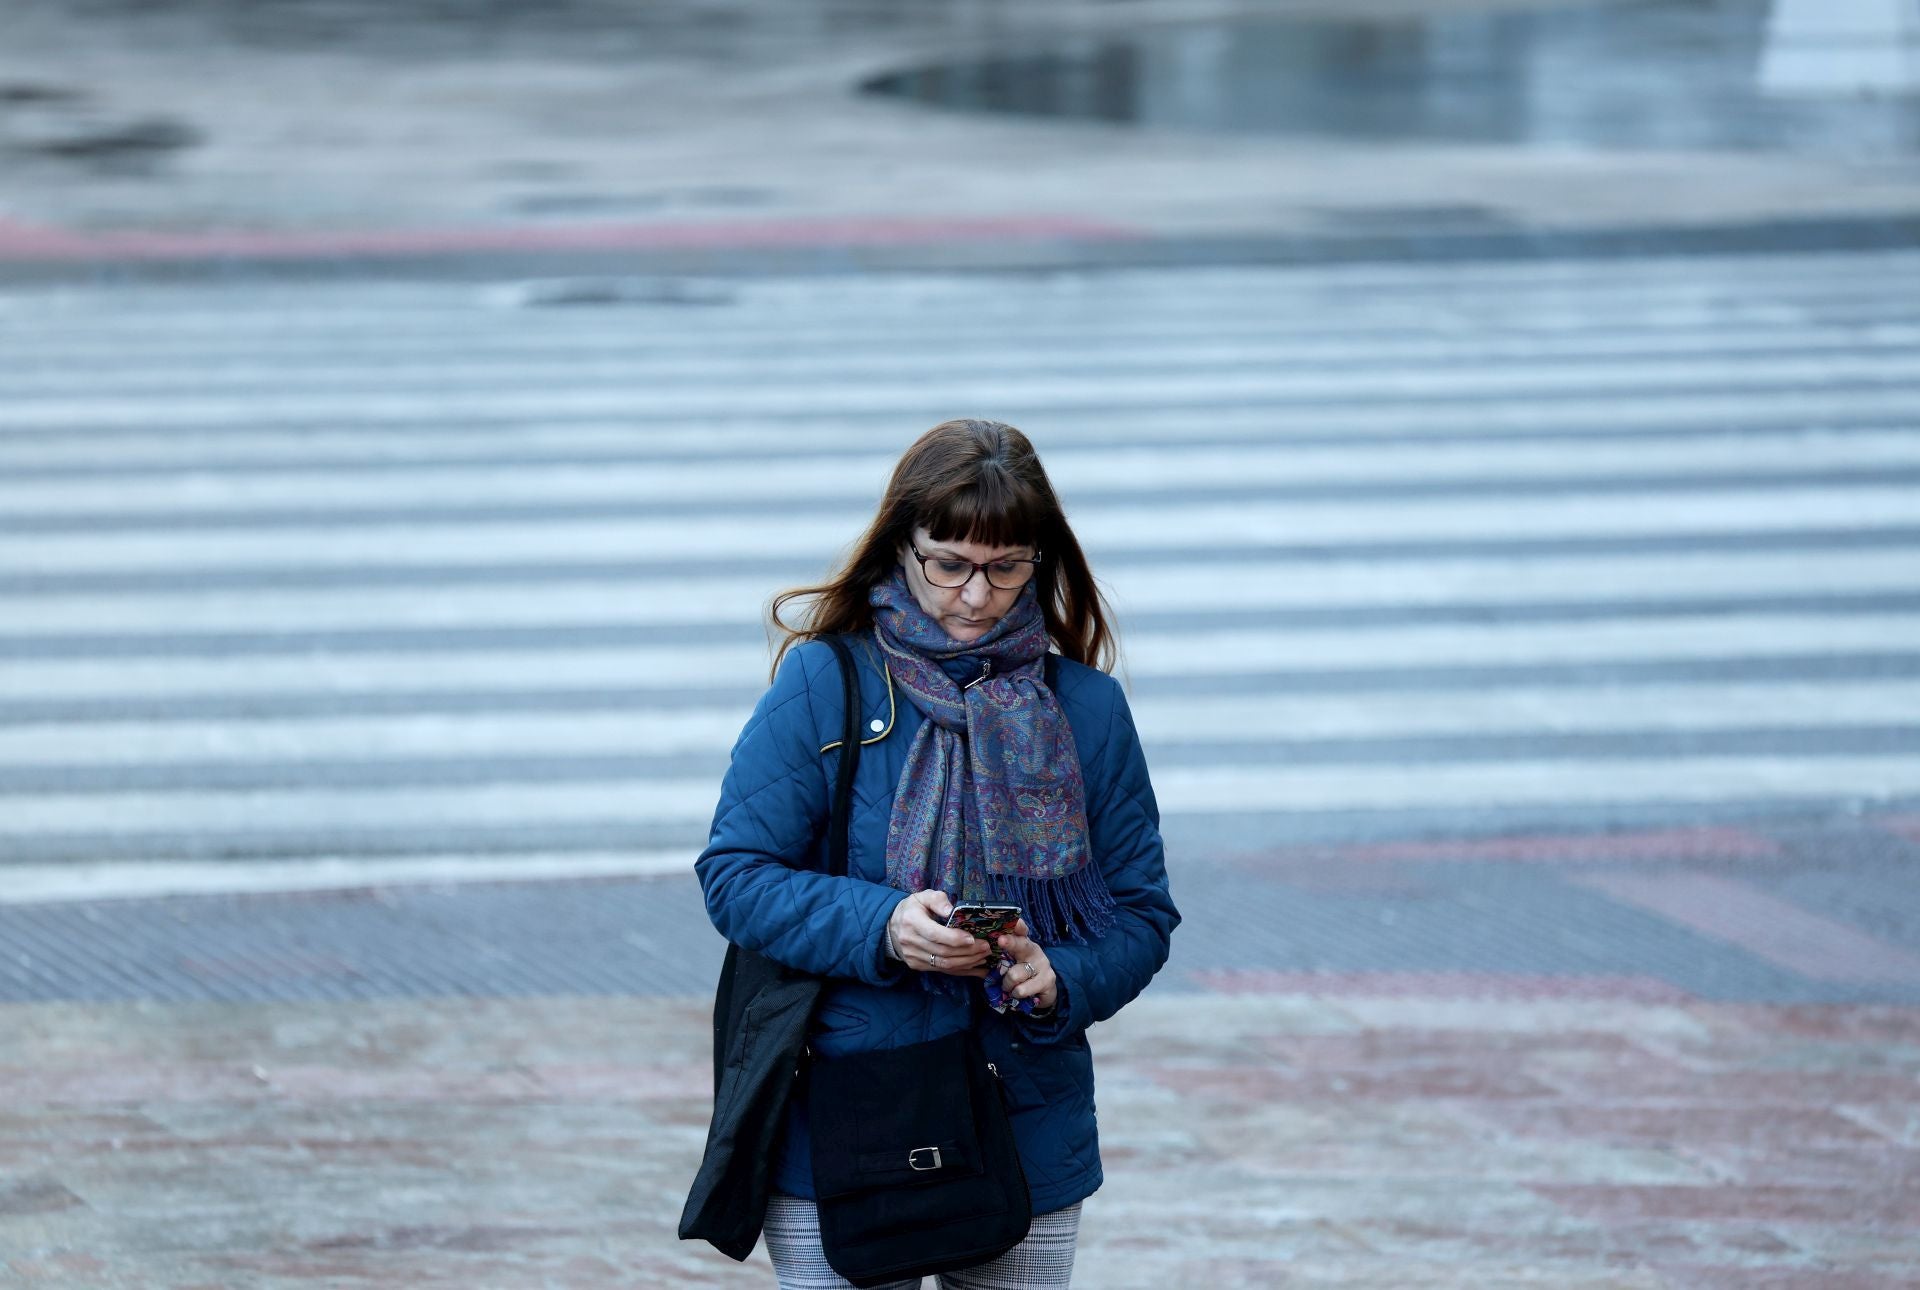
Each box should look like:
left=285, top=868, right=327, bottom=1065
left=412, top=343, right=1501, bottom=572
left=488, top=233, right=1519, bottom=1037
left=0, top=877, right=727, bottom=1003
left=6, top=820, right=1920, bottom=1004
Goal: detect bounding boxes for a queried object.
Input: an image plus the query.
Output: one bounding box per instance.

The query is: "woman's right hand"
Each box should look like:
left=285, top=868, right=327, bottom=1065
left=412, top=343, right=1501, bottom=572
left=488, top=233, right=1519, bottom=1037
left=889, top=891, right=991, bottom=978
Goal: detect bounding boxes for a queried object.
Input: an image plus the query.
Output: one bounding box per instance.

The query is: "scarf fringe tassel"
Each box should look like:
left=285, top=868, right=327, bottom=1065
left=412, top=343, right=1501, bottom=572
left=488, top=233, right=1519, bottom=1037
left=985, top=864, right=1117, bottom=946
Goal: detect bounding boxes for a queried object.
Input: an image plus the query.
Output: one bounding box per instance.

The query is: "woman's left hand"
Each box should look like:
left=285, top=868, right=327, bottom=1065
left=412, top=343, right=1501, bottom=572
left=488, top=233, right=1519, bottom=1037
left=993, top=920, right=1058, bottom=1012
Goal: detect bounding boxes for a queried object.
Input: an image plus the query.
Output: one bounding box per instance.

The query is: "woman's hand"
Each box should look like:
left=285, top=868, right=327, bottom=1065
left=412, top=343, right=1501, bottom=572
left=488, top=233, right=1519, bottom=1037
left=993, top=920, right=1058, bottom=1012
left=889, top=891, right=992, bottom=978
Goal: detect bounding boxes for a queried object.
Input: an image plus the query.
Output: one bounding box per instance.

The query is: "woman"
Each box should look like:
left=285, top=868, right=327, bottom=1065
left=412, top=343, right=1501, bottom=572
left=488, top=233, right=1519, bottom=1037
left=695, top=419, right=1180, bottom=1289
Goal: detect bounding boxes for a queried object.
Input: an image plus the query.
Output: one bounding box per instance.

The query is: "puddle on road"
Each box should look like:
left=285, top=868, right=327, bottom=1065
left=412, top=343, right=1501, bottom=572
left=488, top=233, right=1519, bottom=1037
left=862, top=0, right=1920, bottom=157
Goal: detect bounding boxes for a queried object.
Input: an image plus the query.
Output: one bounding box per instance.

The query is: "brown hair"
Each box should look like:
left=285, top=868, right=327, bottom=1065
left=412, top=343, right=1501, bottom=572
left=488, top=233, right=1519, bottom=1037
left=768, top=419, right=1118, bottom=679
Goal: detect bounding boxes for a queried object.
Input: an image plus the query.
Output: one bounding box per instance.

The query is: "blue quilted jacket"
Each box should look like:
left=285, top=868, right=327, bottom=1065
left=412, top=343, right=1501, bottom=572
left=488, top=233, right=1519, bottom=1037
left=694, top=632, right=1180, bottom=1215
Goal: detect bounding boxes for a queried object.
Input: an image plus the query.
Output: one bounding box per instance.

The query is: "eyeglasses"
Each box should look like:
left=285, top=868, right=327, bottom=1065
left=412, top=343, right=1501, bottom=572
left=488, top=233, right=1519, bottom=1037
left=910, top=545, right=1042, bottom=591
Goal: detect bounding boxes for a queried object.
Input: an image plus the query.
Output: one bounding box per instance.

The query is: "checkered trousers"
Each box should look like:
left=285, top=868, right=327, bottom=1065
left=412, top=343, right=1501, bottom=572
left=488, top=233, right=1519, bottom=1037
left=762, top=1192, right=1082, bottom=1289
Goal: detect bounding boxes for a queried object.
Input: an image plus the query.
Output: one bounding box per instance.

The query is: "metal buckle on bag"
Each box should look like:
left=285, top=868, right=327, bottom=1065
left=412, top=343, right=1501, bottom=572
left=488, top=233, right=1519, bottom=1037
left=907, top=1146, right=942, bottom=1171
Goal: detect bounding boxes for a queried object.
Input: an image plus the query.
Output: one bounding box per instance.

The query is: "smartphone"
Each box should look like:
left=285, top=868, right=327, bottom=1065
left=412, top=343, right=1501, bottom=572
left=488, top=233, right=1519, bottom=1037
left=944, top=903, right=1023, bottom=939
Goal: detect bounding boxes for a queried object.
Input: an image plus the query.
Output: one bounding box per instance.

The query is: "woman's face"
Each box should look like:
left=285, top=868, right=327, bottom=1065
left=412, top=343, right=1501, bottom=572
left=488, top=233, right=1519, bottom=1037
left=899, top=526, right=1037, bottom=644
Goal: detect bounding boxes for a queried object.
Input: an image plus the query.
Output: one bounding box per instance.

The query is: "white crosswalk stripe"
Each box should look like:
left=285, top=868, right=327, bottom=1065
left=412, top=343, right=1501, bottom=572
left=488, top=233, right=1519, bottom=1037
left=5, top=436, right=1920, bottom=519
left=7, top=326, right=1920, bottom=399
left=8, top=757, right=1920, bottom=838
left=9, top=680, right=1920, bottom=767
left=8, top=350, right=1918, bottom=430
left=9, top=492, right=1920, bottom=577
left=3, top=395, right=1915, bottom=469
left=0, top=613, right=1915, bottom=702
left=3, top=549, right=1916, bottom=636
left=1, top=251, right=1918, bottom=894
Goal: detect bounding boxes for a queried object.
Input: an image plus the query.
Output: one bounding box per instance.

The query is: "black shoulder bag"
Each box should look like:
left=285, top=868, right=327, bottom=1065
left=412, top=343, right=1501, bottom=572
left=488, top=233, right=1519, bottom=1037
left=678, top=633, right=865, bottom=1260
left=808, top=1024, right=1032, bottom=1287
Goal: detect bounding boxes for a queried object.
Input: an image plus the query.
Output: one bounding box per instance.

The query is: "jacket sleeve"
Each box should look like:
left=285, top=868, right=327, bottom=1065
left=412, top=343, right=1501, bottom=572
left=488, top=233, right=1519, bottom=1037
left=694, top=642, right=906, bottom=986
left=1023, top=676, right=1180, bottom=1043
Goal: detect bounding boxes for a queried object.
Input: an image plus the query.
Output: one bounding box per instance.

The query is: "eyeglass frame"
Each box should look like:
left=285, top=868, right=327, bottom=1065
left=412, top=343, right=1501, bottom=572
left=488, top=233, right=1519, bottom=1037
left=908, top=543, right=1044, bottom=591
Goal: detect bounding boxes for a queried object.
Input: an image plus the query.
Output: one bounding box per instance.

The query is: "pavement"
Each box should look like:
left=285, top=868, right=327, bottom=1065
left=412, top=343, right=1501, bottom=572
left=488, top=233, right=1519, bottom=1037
left=4, top=814, right=1920, bottom=1286
left=7, top=988, right=1920, bottom=1289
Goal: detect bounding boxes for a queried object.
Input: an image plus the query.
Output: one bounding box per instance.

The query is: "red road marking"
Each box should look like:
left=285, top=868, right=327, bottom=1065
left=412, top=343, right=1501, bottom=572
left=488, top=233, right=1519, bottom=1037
left=1572, top=871, right=1920, bottom=985
left=1189, top=969, right=1696, bottom=1002
left=0, top=214, right=1141, bottom=263
left=1259, top=825, right=1784, bottom=866
left=1879, top=813, right=1920, bottom=845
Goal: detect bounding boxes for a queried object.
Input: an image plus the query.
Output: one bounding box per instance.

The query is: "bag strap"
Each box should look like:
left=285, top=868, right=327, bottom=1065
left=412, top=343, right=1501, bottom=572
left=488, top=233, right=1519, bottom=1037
left=819, top=634, right=863, bottom=880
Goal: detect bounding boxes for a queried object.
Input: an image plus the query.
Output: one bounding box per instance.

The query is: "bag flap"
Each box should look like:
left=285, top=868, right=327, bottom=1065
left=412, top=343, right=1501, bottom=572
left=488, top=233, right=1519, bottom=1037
left=807, top=1030, right=984, bottom=1199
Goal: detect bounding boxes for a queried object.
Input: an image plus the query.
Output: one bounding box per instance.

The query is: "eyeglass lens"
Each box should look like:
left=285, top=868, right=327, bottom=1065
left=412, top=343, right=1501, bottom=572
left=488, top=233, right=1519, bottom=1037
left=922, top=556, right=1037, bottom=590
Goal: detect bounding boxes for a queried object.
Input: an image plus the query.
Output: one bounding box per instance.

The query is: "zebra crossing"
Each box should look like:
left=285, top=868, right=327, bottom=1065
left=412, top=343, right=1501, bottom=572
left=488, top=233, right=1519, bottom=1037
left=2, top=250, right=1919, bottom=897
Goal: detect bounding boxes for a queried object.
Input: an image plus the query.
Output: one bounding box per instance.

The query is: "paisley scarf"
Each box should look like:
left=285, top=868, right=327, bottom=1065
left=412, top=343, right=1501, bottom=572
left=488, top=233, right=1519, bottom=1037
left=869, top=566, right=1116, bottom=948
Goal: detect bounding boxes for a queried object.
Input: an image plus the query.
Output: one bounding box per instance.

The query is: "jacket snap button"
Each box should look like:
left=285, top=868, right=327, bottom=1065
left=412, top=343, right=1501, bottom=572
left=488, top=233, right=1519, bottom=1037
left=868, top=718, right=885, bottom=733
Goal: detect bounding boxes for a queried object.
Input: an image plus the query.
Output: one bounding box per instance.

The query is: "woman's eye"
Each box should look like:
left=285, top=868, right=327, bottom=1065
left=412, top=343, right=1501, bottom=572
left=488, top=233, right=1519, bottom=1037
left=990, top=562, right=1019, bottom=575
left=937, top=561, right=971, bottom=576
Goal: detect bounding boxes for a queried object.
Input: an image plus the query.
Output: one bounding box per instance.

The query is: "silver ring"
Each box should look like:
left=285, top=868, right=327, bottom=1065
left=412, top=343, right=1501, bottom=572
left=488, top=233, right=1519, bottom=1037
left=1026, top=962, right=1039, bottom=980
left=928, top=953, right=938, bottom=968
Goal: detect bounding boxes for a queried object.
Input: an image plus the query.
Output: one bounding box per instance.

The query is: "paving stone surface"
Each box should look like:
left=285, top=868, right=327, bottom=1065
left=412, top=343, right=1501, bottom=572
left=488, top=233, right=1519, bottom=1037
left=2, top=989, right=1915, bottom=1287
left=2, top=818, right=1918, bottom=1287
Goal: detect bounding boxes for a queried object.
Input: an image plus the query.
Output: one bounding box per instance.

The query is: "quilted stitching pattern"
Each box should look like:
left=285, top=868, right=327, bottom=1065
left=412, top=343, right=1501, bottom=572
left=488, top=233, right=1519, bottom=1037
left=695, top=643, right=904, bottom=987
left=694, top=636, right=1180, bottom=1214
